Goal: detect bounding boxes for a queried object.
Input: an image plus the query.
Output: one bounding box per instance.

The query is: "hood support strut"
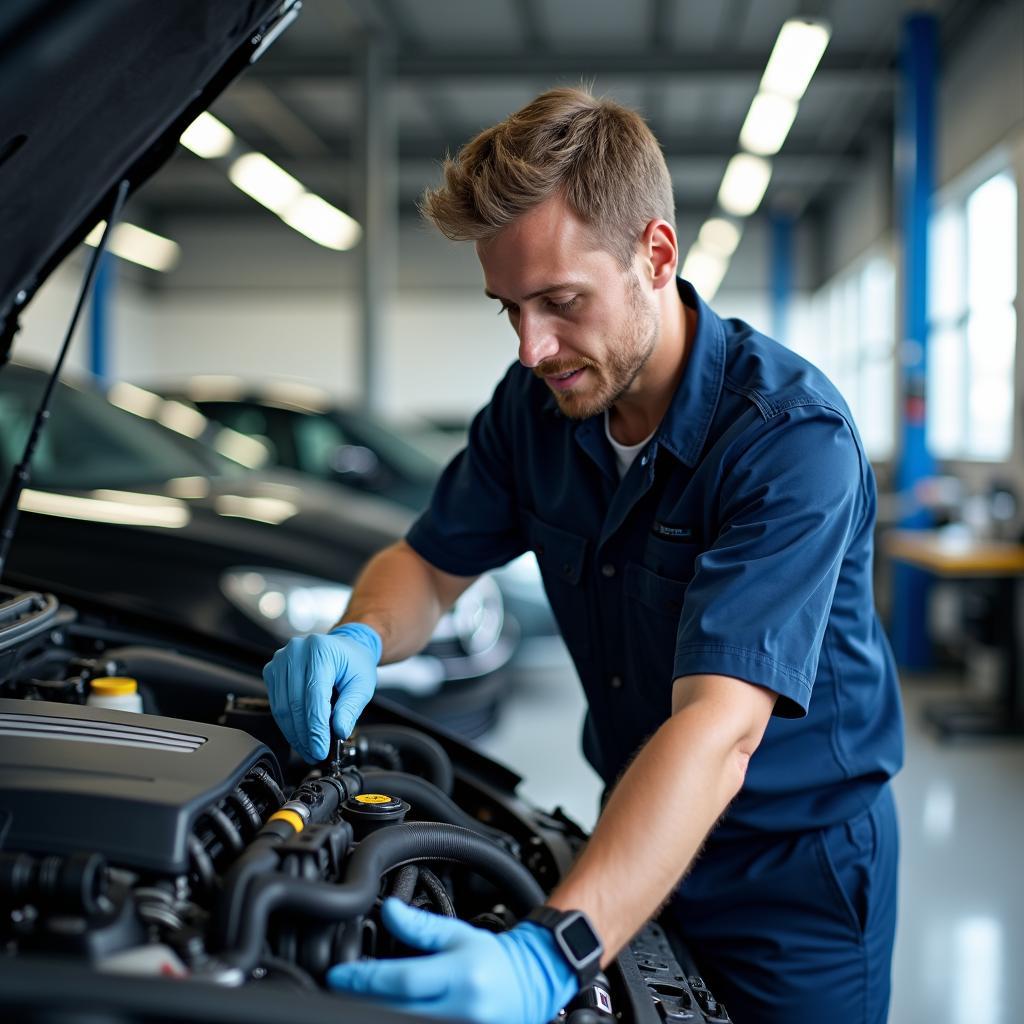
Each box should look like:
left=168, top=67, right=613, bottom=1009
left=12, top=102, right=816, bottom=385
left=0, top=180, right=129, bottom=582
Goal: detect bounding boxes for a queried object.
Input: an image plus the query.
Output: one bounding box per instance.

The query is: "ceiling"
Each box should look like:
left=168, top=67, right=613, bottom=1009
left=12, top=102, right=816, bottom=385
left=135, top=0, right=997, bottom=238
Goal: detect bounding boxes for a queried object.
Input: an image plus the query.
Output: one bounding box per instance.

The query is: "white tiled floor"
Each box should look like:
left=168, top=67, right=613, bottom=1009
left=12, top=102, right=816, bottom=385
left=478, top=646, right=1024, bottom=1024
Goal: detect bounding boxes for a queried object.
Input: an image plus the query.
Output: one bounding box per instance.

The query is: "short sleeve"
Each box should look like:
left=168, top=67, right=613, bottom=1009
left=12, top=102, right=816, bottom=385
left=673, top=406, right=866, bottom=717
left=405, top=366, right=527, bottom=576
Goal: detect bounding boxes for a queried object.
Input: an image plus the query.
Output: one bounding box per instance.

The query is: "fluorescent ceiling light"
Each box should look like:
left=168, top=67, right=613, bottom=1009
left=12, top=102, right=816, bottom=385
left=760, top=19, right=831, bottom=101
left=282, top=193, right=362, bottom=251
left=739, top=92, right=798, bottom=156
left=698, top=218, right=743, bottom=258
left=681, top=246, right=729, bottom=301
left=179, top=112, right=235, bottom=159
left=85, top=222, right=180, bottom=272
left=228, top=153, right=304, bottom=214
left=718, top=153, right=772, bottom=217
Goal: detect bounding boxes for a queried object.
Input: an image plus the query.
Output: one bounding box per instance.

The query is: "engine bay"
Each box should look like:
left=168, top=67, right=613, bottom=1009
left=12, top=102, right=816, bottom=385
left=0, top=584, right=729, bottom=1023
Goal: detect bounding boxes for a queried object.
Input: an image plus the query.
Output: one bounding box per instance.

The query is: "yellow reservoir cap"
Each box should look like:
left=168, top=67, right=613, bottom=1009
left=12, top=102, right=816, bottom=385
left=91, top=677, right=139, bottom=696
left=355, top=793, right=393, bottom=805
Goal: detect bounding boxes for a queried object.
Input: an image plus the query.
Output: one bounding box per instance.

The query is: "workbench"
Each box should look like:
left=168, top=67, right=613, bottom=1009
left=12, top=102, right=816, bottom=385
left=884, top=529, right=1024, bottom=738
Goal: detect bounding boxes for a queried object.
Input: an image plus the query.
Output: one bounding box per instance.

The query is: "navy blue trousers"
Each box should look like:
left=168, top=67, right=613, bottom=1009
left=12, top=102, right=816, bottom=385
left=665, top=786, right=899, bottom=1024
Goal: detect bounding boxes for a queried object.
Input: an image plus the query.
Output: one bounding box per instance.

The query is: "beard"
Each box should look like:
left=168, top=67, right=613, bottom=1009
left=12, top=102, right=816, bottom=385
left=536, top=273, right=659, bottom=420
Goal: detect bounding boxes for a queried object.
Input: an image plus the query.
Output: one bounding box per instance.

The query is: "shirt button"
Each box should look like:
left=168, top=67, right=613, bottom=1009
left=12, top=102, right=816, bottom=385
left=561, top=562, right=573, bottom=576
left=601, top=563, right=616, bottom=578
left=640, top=453, right=649, bottom=466
left=609, top=674, right=623, bottom=689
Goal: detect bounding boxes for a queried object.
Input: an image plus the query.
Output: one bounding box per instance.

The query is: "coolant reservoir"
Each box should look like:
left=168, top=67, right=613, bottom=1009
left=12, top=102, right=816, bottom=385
left=87, top=677, right=143, bottom=714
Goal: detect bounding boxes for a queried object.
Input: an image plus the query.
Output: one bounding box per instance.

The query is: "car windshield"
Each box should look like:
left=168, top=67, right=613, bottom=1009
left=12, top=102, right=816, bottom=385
left=0, top=367, right=241, bottom=489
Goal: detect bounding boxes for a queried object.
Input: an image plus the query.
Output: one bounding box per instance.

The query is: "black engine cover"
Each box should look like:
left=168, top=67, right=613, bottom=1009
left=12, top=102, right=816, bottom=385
left=0, top=699, right=276, bottom=873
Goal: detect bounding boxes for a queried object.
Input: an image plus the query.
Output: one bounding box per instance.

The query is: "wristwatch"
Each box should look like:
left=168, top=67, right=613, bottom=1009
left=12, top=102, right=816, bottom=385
left=524, top=905, right=604, bottom=985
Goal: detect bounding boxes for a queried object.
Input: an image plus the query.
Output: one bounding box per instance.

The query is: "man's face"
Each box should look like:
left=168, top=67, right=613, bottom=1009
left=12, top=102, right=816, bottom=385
left=476, top=195, right=659, bottom=419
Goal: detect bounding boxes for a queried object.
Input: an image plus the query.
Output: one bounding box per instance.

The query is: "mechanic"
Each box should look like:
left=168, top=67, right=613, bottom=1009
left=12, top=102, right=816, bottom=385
left=263, top=87, right=903, bottom=1024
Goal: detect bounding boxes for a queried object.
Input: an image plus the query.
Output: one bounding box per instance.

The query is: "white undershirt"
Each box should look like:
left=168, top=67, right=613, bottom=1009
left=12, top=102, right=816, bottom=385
left=604, top=410, right=656, bottom=479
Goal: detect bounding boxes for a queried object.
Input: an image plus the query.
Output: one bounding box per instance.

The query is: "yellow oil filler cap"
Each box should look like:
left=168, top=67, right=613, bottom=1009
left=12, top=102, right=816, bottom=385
left=90, top=677, right=139, bottom=696
left=88, top=676, right=143, bottom=713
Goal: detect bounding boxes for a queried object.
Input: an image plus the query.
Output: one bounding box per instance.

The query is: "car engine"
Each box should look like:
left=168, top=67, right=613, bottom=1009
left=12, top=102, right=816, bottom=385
left=0, top=584, right=729, bottom=1023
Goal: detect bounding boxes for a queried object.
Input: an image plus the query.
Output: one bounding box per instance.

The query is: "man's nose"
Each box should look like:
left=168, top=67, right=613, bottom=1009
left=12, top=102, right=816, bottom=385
left=517, top=311, right=559, bottom=368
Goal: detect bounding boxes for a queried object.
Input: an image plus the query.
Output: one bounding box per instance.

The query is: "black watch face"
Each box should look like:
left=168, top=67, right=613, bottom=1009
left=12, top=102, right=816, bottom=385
left=560, top=915, right=599, bottom=961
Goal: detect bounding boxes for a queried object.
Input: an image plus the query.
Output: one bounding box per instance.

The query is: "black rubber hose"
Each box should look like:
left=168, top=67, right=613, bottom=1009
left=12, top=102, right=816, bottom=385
left=216, top=842, right=281, bottom=949
left=417, top=868, right=456, bottom=917
left=217, top=777, right=359, bottom=949
left=226, top=787, right=263, bottom=834
left=359, top=725, right=454, bottom=795
left=203, top=805, right=245, bottom=858
left=360, top=770, right=513, bottom=849
left=388, top=864, right=419, bottom=903
left=249, top=764, right=285, bottom=807
left=364, top=739, right=402, bottom=771
left=224, top=823, right=544, bottom=971
left=187, top=835, right=216, bottom=896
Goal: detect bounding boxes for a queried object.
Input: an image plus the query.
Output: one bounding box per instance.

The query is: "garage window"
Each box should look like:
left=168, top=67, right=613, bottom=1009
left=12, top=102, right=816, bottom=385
left=927, top=169, right=1018, bottom=461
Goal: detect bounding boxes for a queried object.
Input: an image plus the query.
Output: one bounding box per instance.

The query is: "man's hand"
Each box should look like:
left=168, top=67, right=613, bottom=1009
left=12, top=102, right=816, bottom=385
left=262, top=623, right=382, bottom=762
left=326, top=898, right=578, bottom=1023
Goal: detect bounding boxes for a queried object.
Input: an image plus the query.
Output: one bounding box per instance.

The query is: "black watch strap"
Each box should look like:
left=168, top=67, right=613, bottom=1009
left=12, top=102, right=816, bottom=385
left=524, top=906, right=604, bottom=986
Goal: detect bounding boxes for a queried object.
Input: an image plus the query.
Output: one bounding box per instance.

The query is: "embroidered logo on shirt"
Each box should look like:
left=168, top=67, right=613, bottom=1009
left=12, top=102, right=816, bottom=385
left=651, top=521, right=696, bottom=541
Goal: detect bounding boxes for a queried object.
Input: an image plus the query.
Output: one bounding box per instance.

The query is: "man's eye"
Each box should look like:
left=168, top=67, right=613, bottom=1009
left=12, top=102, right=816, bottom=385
left=497, top=302, right=518, bottom=317
left=546, top=297, right=578, bottom=314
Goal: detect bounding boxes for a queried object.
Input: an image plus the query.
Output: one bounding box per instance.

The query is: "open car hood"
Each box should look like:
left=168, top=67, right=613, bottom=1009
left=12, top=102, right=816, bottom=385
left=0, top=0, right=295, bottom=361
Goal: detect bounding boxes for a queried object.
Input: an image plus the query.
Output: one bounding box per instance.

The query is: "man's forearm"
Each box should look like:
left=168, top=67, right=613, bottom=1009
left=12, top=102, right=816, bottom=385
left=337, top=540, right=475, bottom=664
left=547, top=681, right=770, bottom=962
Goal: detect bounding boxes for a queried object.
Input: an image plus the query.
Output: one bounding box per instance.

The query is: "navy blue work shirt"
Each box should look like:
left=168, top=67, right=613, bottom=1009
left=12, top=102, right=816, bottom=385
left=407, top=279, right=904, bottom=838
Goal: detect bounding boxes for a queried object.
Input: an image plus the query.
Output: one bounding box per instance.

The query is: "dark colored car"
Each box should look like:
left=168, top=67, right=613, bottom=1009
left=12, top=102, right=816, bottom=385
left=159, top=378, right=558, bottom=643
left=0, top=3, right=730, bottom=1020
left=0, top=363, right=516, bottom=735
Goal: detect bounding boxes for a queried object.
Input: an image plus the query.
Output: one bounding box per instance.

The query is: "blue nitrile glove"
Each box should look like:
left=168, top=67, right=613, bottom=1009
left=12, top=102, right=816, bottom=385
left=326, top=897, right=578, bottom=1023
left=262, top=623, right=382, bottom=763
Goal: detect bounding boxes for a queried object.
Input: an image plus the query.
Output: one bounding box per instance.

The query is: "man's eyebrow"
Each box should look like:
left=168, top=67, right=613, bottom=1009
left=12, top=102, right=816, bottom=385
left=484, top=282, right=584, bottom=303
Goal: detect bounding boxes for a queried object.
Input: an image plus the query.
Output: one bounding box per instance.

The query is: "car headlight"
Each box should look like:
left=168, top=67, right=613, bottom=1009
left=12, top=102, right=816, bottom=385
left=220, top=568, right=505, bottom=692
left=426, top=574, right=505, bottom=656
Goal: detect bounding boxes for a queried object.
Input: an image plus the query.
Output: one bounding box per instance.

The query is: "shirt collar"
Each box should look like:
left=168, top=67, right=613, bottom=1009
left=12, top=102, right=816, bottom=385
left=654, top=277, right=727, bottom=467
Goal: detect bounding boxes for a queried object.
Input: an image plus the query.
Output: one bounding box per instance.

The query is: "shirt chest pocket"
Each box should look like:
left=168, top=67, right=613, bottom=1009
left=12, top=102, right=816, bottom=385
left=623, top=548, right=698, bottom=704
left=640, top=535, right=702, bottom=585
left=523, top=511, right=594, bottom=660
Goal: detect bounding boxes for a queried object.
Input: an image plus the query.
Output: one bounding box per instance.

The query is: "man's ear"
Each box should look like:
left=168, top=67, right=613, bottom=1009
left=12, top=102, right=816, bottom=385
left=638, top=219, right=679, bottom=291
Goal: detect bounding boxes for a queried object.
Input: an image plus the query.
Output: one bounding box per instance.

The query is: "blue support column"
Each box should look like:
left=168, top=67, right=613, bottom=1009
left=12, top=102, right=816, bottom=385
left=769, top=212, right=793, bottom=343
left=89, top=251, right=113, bottom=382
left=891, top=12, right=939, bottom=669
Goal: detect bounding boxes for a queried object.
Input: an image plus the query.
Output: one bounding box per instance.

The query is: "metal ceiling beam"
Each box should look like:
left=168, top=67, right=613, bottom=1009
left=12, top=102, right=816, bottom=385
left=250, top=49, right=895, bottom=87
left=346, top=0, right=463, bottom=152
left=139, top=196, right=746, bottom=224
left=220, top=134, right=868, bottom=165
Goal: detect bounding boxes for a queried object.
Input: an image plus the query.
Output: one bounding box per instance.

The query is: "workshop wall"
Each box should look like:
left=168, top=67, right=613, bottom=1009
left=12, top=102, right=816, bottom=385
left=14, top=212, right=810, bottom=422
left=813, top=0, right=1024, bottom=495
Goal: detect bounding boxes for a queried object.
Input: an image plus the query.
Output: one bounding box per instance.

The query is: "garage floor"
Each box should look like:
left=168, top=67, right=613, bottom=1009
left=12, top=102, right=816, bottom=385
left=479, top=646, right=1024, bottom=1024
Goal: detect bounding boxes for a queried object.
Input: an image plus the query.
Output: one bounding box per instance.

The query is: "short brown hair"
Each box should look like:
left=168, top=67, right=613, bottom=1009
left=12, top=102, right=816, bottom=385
left=420, top=86, right=675, bottom=268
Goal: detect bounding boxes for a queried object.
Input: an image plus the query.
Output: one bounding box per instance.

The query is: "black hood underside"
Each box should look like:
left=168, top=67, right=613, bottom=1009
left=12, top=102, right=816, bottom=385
left=0, top=0, right=289, bottom=360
